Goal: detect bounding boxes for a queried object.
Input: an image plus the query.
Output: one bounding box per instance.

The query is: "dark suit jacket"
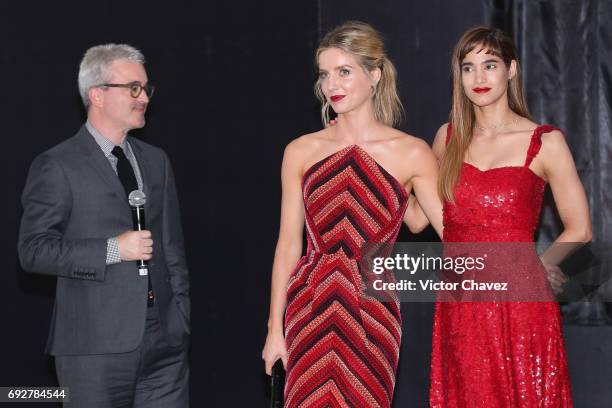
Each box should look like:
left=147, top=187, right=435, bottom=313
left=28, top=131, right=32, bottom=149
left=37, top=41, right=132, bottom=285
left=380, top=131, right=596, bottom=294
left=18, top=125, right=190, bottom=355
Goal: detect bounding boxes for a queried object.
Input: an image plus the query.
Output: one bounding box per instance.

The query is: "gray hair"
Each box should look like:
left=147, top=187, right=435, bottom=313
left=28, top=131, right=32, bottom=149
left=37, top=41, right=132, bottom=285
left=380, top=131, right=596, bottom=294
left=78, top=43, right=145, bottom=108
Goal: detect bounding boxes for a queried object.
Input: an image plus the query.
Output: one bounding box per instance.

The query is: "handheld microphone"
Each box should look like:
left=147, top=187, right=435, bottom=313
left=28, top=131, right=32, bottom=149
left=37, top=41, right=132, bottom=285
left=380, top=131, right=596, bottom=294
left=128, top=190, right=148, bottom=276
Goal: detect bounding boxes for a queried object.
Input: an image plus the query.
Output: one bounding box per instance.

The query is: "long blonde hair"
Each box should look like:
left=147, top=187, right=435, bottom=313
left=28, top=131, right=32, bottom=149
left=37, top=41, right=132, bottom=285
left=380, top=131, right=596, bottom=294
left=439, top=26, right=532, bottom=202
left=314, top=21, right=403, bottom=127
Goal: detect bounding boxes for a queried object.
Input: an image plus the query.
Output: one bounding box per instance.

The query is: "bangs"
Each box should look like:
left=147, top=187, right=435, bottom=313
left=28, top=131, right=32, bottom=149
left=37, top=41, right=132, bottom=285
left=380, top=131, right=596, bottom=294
left=459, top=32, right=506, bottom=63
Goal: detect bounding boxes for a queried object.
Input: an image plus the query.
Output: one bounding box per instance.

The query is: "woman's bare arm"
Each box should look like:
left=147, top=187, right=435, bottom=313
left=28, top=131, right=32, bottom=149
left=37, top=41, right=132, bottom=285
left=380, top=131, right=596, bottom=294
left=538, top=130, right=592, bottom=266
left=262, top=141, right=306, bottom=374
left=403, top=124, right=448, bottom=236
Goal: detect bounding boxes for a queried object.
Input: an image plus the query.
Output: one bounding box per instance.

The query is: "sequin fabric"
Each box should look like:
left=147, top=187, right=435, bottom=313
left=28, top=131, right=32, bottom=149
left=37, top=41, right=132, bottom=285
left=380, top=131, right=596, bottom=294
left=284, top=145, right=408, bottom=407
left=429, top=125, right=573, bottom=407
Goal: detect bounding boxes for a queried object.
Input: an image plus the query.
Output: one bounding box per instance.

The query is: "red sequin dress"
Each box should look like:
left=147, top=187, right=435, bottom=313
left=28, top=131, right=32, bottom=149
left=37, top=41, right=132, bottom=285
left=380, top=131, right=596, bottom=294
left=429, top=125, right=573, bottom=407
left=284, top=145, right=408, bottom=407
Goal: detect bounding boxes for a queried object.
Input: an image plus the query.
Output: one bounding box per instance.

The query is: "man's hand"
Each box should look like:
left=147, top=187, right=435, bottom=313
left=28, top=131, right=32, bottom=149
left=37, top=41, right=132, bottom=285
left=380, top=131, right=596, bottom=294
left=117, top=230, right=153, bottom=261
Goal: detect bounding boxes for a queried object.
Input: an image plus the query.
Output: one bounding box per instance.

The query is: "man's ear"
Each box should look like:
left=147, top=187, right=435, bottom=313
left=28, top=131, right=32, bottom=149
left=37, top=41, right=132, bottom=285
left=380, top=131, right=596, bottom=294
left=88, top=87, right=103, bottom=108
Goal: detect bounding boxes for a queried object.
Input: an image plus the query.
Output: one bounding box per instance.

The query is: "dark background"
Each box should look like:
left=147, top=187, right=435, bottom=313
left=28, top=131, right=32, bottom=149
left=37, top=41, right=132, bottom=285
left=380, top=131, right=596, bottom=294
left=3, top=0, right=610, bottom=407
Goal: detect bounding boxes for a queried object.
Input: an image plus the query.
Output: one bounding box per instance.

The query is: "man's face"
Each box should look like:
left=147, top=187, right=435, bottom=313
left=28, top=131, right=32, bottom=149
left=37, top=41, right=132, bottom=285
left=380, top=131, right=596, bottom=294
left=98, top=60, right=150, bottom=131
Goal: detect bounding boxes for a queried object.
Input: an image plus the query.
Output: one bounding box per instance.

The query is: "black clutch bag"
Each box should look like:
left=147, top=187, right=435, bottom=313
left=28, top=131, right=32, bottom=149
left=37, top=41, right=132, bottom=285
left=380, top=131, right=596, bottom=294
left=270, top=359, right=285, bottom=408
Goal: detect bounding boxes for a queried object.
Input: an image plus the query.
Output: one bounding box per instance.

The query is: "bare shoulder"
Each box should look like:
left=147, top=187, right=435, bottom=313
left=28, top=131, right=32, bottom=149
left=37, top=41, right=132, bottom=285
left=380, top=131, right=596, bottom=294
left=434, top=123, right=449, bottom=142
left=285, top=128, right=330, bottom=158
left=431, top=122, right=449, bottom=159
left=528, top=126, right=571, bottom=177
left=369, top=127, right=436, bottom=185
left=532, top=127, right=577, bottom=181
left=378, top=127, right=436, bottom=166
left=393, top=129, right=432, bottom=160
left=539, top=128, right=568, bottom=155
left=283, top=128, right=337, bottom=176
left=540, top=127, right=565, bottom=142
left=380, top=127, right=430, bottom=152
left=436, top=122, right=449, bottom=135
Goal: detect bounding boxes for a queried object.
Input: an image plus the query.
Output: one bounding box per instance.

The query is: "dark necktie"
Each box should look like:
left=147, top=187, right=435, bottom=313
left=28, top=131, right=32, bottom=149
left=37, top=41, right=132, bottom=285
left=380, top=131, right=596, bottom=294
left=111, top=145, right=154, bottom=306
left=112, top=146, right=138, bottom=196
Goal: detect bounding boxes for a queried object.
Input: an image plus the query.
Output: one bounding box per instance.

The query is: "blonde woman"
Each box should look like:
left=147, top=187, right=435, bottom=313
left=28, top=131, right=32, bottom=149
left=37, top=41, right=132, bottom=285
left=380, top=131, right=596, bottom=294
left=261, top=21, right=442, bottom=407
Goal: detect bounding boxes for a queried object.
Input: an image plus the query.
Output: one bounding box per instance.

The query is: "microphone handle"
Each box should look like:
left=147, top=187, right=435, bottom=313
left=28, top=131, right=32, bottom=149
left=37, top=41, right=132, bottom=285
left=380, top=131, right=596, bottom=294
left=131, top=206, right=148, bottom=273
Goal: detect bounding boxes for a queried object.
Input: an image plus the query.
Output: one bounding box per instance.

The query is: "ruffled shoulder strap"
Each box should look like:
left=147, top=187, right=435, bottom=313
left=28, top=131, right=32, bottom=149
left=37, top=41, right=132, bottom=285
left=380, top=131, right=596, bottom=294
left=524, top=124, right=560, bottom=167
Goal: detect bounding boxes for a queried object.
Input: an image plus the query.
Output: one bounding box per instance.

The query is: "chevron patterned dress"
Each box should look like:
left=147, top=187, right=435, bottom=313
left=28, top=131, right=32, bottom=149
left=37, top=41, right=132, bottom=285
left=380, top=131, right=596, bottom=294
left=284, top=144, right=408, bottom=407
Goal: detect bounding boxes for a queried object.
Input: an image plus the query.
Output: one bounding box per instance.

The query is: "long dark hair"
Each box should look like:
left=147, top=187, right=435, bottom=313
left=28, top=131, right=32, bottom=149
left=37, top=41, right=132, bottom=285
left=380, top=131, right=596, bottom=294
left=439, top=26, right=532, bottom=202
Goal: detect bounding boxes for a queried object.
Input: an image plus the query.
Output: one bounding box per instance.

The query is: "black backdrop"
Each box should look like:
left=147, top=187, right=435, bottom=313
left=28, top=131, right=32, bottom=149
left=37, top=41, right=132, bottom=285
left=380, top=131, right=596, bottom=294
left=4, top=1, right=610, bottom=407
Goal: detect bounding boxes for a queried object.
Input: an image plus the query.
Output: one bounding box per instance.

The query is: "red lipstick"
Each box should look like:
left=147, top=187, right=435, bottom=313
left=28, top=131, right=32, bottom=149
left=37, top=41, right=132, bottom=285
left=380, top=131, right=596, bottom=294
left=330, top=95, right=345, bottom=102
left=473, top=87, right=491, bottom=94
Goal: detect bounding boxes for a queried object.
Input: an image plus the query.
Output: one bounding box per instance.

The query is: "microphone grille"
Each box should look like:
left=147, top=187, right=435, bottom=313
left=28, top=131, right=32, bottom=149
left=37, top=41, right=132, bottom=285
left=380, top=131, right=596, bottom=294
left=128, top=190, right=147, bottom=207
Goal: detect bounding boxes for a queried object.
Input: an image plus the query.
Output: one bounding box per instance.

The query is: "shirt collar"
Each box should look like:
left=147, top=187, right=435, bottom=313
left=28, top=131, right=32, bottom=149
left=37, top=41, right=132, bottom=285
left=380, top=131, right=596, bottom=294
left=86, top=121, right=129, bottom=158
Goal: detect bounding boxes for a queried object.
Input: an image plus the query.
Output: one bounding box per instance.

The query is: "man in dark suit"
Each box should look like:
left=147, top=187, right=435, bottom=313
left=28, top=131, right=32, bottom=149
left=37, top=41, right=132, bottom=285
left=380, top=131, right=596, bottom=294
left=18, top=44, right=190, bottom=407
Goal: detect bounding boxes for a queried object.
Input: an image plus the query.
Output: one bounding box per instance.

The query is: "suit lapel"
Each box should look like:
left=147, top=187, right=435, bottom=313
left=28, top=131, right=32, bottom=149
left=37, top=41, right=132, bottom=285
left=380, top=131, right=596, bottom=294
left=76, top=125, right=129, bottom=205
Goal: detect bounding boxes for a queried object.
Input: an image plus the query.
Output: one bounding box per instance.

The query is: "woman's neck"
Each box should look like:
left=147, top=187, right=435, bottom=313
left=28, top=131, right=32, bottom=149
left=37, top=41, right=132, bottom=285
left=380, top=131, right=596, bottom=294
left=333, top=103, right=381, bottom=144
left=472, top=95, right=519, bottom=133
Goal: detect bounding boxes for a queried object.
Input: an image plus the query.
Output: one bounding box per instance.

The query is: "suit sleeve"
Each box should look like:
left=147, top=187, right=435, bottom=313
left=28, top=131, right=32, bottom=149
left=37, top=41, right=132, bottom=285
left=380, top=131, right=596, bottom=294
left=18, top=153, right=107, bottom=281
left=161, top=152, right=191, bottom=324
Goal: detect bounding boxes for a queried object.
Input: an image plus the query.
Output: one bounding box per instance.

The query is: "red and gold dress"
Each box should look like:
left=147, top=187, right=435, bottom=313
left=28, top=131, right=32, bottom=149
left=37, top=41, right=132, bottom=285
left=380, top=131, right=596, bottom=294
left=284, top=144, right=408, bottom=407
left=429, top=125, right=573, bottom=407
